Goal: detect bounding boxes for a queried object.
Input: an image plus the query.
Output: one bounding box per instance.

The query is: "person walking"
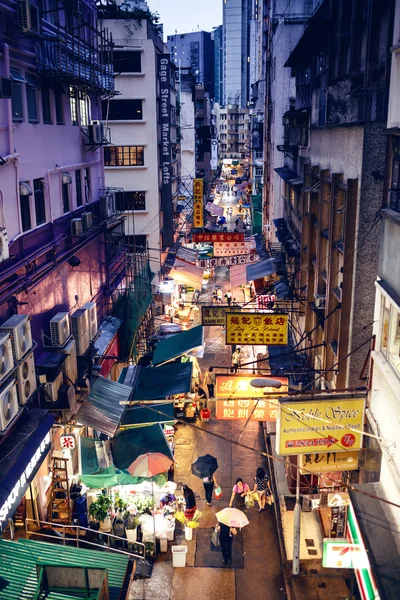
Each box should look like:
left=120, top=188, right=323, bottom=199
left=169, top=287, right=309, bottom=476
left=252, top=467, right=271, bottom=512
left=231, top=347, right=241, bottom=373
left=217, top=522, right=237, bottom=564
left=203, top=473, right=218, bottom=506
left=229, top=478, right=251, bottom=509
left=182, top=485, right=197, bottom=520
left=225, top=290, right=232, bottom=307
left=212, top=290, right=218, bottom=305
left=217, top=288, right=223, bottom=304
left=203, top=366, right=216, bottom=399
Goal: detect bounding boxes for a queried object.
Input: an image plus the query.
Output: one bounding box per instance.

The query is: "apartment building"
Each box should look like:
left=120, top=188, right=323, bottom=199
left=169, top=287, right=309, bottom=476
left=214, top=104, right=250, bottom=161
left=223, top=0, right=251, bottom=107
left=167, top=30, right=215, bottom=97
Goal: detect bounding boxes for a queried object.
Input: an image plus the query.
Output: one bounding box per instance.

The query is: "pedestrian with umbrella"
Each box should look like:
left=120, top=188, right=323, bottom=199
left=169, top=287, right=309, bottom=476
left=192, top=454, right=219, bottom=506
left=215, top=508, right=249, bottom=565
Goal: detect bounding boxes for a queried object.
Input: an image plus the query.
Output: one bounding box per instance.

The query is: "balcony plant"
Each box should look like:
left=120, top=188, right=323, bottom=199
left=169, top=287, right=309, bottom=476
left=89, top=493, right=113, bottom=532
left=125, top=514, right=141, bottom=543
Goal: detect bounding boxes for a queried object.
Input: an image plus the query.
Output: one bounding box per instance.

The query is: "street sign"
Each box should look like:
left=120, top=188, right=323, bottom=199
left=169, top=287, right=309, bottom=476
left=347, top=502, right=380, bottom=599
left=198, top=254, right=259, bottom=268
left=299, top=451, right=359, bottom=474
left=216, top=398, right=280, bottom=422
left=328, top=492, right=350, bottom=507
left=192, top=233, right=244, bottom=242
left=276, top=395, right=366, bottom=455
left=215, top=374, right=288, bottom=398
left=193, top=179, right=204, bottom=228
left=213, top=241, right=255, bottom=256
left=322, top=539, right=366, bottom=569
left=225, top=312, right=289, bottom=346
left=201, top=305, right=242, bottom=326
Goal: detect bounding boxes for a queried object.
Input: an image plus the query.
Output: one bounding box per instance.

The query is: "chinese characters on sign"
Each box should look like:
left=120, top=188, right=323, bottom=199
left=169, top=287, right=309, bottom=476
left=193, top=178, right=204, bottom=228
left=215, top=374, right=288, bottom=398
left=276, top=395, right=366, bottom=455
left=225, top=312, right=289, bottom=346
left=213, top=241, right=255, bottom=257
left=198, top=254, right=259, bottom=269
left=192, top=233, right=245, bottom=243
left=201, top=306, right=242, bottom=326
left=299, top=451, right=359, bottom=474
left=216, top=398, right=280, bottom=422
left=60, top=434, right=75, bottom=450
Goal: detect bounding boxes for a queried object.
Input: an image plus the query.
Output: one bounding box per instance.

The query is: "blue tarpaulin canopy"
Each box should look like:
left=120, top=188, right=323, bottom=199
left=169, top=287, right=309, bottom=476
left=152, top=325, right=204, bottom=365
left=246, top=258, right=277, bottom=281
left=120, top=402, right=175, bottom=427
left=132, top=362, right=193, bottom=399
left=112, top=424, right=173, bottom=470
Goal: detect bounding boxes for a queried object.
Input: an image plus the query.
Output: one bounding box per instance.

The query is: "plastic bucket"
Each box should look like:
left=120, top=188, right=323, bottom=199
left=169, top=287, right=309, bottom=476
left=172, top=545, right=188, bottom=567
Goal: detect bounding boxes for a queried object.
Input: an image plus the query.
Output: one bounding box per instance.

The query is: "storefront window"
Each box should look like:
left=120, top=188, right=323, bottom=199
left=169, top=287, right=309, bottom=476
left=388, top=309, right=400, bottom=373
left=380, top=298, right=389, bottom=355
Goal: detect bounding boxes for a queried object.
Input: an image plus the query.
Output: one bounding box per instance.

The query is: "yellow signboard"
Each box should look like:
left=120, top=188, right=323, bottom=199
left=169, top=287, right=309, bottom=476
left=193, top=178, right=204, bottom=228
left=276, top=395, right=366, bottom=456
left=299, top=451, right=359, bottom=474
left=225, top=312, right=288, bottom=346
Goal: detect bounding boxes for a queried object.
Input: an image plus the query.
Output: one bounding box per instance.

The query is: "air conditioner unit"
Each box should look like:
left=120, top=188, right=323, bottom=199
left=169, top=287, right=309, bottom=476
left=81, top=212, right=93, bottom=230
left=0, top=229, right=10, bottom=263
left=0, top=379, right=19, bottom=432
left=70, top=308, right=90, bottom=356
left=0, top=78, right=12, bottom=99
left=83, top=302, right=98, bottom=341
left=60, top=339, right=78, bottom=384
left=0, top=333, right=13, bottom=384
left=100, top=194, right=115, bottom=220
left=16, top=0, right=39, bottom=32
left=314, top=294, right=326, bottom=310
left=0, top=314, right=32, bottom=361
left=16, top=349, right=36, bottom=405
left=86, top=123, right=103, bottom=145
left=58, top=384, right=76, bottom=410
left=50, top=312, right=70, bottom=347
left=71, top=218, right=83, bottom=237
left=44, top=371, right=63, bottom=403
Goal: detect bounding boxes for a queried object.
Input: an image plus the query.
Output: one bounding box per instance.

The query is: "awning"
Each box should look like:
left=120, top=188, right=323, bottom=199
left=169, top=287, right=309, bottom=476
left=176, top=246, right=198, bottom=264
left=274, top=167, right=303, bottom=186
left=112, top=424, right=173, bottom=470
left=0, top=410, right=55, bottom=531
left=132, top=362, right=193, bottom=399
left=274, top=279, right=291, bottom=299
left=94, top=316, right=122, bottom=378
left=251, top=210, right=262, bottom=235
left=230, top=264, right=247, bottom=287
left=75, top=376, right=130, bottom=437
left=152, top=325, right=204, bottom=365
left=273, top=217, right=289, bottom=243
left=246, top=257, right=277, bottom=281
left=206, top=202, right=224, bottom=217
left=120, top=402, right=175, bottom=428
left=169, top=258, right=204, bottom=289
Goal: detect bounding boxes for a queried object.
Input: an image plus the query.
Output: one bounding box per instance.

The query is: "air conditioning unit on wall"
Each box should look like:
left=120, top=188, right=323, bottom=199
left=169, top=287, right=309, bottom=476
left=70, top=308, right=90, bottom=356
left=60, top=339, right=78, bottom=384
left=16, top=349, right=37, bottom=405
left=0, top=379, right=19, bottom=432
left=0, top=229, right=9, bottom=263
left=71, top=218, right=83, bottom=237
left=0, top=314, right=32, bottom=361
left=81, top=212, right=93, bottom=230
left=44, top=371, right=63, bottom=403
left=0, top=333, right=14, bottom=384
left=83, top=302, right=98, bottom=341
left=50, top=312, right=70, bottom=347
left=100, top=194, right=115, bottom=220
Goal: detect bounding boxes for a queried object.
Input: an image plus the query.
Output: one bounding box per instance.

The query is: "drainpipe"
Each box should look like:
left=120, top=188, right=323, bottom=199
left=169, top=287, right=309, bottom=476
left=3, top=43, right=13, bottom=157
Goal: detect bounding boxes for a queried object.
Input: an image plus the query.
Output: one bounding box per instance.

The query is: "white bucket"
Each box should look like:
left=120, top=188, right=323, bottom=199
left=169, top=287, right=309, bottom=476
left=184, top=526, right=193, bottom=541
left=172, top=545, right=188, bottom=567
left=160, top=537, right=168, bottom=553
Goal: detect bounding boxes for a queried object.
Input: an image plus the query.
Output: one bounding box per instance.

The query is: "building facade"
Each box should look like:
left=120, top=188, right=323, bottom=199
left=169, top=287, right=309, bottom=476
left=214, top=104, right=250, bottom=161
left=167, top=31, right=214, bottom=98
left=212, top=25, right=224, bottom=105
left=223, top=0, right=251, bottom=108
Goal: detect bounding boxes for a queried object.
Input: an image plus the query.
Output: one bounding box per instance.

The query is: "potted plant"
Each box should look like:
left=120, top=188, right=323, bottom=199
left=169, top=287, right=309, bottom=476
left=175, top=509, right=202, bottom=541
left=89, top=493, right=113, bottom=532
left=125, top=513, right=141, bottom=542
left=114, top=496, right=127, bottom=517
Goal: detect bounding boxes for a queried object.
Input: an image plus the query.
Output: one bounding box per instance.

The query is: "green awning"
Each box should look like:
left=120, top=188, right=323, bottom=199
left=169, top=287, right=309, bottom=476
left=251, top=193, right=262, bottom=212
left=152, top=325, right=204, bottom=365
left=112, top=424, right=173, bottom=470
left=120, top=402, right=175, bottom=428
left=132, top=362, right=193, bottom=399
left=252, top=209, right=263, bottom=234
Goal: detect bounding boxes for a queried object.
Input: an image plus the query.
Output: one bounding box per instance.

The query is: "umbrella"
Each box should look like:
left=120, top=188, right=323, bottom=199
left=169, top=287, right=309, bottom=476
left=216, top=508, right=249, bottom=528
left=127, top=452, right=173, bottom=477
left=191, top=454, right=218, bottom=479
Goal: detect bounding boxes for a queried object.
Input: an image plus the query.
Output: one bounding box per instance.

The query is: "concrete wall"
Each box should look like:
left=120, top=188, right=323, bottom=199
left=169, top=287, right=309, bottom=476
left=387, top=0, right=400, bottom=128
left=180, top=91, right=195, bottom=196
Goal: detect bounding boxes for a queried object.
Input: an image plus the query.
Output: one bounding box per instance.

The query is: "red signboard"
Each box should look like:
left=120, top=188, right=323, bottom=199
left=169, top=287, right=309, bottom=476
left=215, top=374, right=288, bottom=398
left=192, top=233, right=245, bottom=243
left=216, top=398, right=280, bottom=422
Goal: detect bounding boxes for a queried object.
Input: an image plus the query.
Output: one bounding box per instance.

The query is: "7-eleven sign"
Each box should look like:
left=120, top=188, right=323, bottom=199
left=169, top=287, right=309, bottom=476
left=322, top=539, right=365, bottom=569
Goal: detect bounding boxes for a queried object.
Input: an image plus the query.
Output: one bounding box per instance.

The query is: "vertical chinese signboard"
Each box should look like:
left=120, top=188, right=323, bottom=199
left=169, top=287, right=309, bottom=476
left=193, top=178, right=204, bottom=228
left=225, top=312, right=289, bottom=345
left=158, top=54, right=174, bottom=247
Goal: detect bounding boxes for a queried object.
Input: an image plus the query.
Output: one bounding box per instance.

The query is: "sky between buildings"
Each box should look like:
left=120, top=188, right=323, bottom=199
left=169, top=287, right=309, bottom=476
left=147, top=0, right=222, bottom=38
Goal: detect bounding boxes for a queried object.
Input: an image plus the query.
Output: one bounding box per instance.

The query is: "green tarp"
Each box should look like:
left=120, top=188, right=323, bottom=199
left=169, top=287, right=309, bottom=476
left=132, top=362, right=193, bottom=399
left=121, top=402, right=175, bottom=427
left=152, top=325, right=203, bottom=365
left=112, top=424, right=173, bottom=470
left=252, top=210, right=263, bottom=234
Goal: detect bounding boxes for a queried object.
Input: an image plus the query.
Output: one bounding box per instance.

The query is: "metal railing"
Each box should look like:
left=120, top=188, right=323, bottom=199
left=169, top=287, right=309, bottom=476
left=25, top=519, right=146, bottom=561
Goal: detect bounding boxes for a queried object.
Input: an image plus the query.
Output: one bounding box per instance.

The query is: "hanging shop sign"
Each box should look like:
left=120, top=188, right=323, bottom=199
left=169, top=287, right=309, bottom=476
left=299, top=451, right=359, bottom=474
left=193, top=178, right=204, bottom=228
left=60, top=434, right=76, bottom=450
left=157, top=54, right=174, bottom=247
left=276, top=395, right=366, bottom=456
left=330, top=504, right=348, bottom=538
left=210, top=138, right=218, bottom=170
left=225, top=312, right=289, bottom=346
left=213, top=241, right=255, bottom=257
left=216, top=398, right=280, bottom=422
left=215, top=374, right=288, bottom=398
left=322, top=539, right=366, bottom=569
left=198, top=254, right=259, bottom=268
left=201, top=305, right=242, bottom=326
left=328, top=492, right=350, bottom=507
left=192, top=233, right=244, bottom=243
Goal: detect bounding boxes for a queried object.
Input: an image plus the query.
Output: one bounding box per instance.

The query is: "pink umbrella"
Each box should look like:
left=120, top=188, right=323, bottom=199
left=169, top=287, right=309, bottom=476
left=127, top=452, right=173, bottom=477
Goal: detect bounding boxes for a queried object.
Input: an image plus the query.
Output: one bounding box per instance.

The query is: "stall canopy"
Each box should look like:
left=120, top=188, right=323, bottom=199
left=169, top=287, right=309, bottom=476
left=206, top=202, right=224, bottom=217
left=152, top=325, right=204, bottom=365
left=120, top=402, right=175, bottom=428
left=112, top=424, right=173, bottom=470
left=176, top=246, right=198, bottom=265
left=169, top=258, right=204, bottom=289
left=246, top=257, right=277, bottom=281
left=132, top=362, right=193, bottom=399
left=274, top=167, right=303, bottom=186
left=75, top=376, right=130, bottom=437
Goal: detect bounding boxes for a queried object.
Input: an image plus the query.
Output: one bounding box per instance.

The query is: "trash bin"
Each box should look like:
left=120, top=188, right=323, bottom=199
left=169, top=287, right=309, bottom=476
left=172, top=545, right=188, bottom=567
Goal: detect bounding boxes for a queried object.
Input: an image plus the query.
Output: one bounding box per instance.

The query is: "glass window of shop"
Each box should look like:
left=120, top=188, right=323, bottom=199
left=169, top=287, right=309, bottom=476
left=379, top=292, right=400, bottom=377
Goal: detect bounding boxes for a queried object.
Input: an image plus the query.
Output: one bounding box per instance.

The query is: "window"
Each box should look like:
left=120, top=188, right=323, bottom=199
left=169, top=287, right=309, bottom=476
left=389, top=145, right=400, bottom=212
left=113, top=50, right=141, bottom=73
left=84, top=168, right=91, bottom=203
left=115, top=191, right=146, bottom=211
left=70, top=87, right=78, bottom=125
left=62, top=173, right=71, bottom=213
left=126, top=235, right=147, bottom=253
left=79, top=92, right=90, bottom=126
left=75, top=170, right=83, bottom=207
left=26, top=74, right=38, bottom=123
left=55, top=91, right=64, bottom=124
left=102, top=99, right=143, bottom=121
left=10, top=69, right=26, bottom=122
left=33, top=178, right=46, bottom=225
left=20, top=193, right=32, bottom=232
left=389, top=309, right=400, bottom=372
left=42, top=87, right=52, bottom=123
left=104, top=146, right=145, bottom=167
